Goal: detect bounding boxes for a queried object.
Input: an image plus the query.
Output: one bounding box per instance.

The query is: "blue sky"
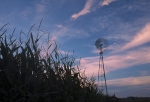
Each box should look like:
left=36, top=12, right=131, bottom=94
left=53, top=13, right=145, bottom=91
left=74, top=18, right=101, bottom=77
left=0, top=0, right=150, bottom=98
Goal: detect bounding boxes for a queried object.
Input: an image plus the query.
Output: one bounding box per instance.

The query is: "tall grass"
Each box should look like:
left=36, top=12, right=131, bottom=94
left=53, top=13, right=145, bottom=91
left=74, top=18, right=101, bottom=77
left=0, top=24, right=114, bottom=102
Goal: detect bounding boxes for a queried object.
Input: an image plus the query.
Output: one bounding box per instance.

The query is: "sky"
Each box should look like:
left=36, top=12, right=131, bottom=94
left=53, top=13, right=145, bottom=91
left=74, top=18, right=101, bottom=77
left=0, top=0, right=150, bottom=98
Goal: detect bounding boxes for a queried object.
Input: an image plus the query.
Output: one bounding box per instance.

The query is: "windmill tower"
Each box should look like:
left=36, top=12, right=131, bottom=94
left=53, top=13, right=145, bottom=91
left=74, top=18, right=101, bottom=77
left=95, top=38, right=108, bottom=95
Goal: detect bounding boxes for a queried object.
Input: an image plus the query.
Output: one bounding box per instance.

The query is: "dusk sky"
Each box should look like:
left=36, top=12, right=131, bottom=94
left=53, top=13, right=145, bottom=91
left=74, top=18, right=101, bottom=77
left=0, top=0, right=150, bottom=98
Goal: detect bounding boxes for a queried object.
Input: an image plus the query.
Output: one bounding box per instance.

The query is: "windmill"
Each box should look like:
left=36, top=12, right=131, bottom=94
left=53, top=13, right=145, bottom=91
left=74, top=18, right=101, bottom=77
left=95, top=38, right=108, bottom=95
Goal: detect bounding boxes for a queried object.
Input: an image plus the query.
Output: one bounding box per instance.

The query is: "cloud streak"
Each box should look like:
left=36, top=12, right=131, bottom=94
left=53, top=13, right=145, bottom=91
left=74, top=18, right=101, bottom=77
left=49, top=25, right=89, bottom=44
left=107, top=76, right=150, bottom=86
left=79, top=22, right=150, bottom=77
left=55, top=24, right=63, bottom=28
left=107, top=76, right=150, bottom=97
left=58, top=50, right=73, bottom=55
left=79, top=47, right=150, bottom=76
left=99, top=0, right=116, bottom=6
left=71, top=0, right=117, bottom=20
left=122, top=23, right=150, bottom=50
left=71, top=0, right=94, bottom=20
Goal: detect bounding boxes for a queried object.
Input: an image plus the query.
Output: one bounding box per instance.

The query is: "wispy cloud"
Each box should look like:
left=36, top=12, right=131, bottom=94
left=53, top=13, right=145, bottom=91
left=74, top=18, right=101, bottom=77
left=20, top=7, right=31, bottom=19
left=79, top=47, right=150, bottom=76
left=55, top=24, right=63, bottom=28
left=71, top=0, right=117, bottom=20
left=71, top=0, right=94, bottom=20
left=108, top=76, right=150, bottom=86
left=49, top=26, right=89, bottom=44
left=108, top=76, right=150, bottom=97
left=36, top=4, right=46, bottom=14
left=99, top=0, right=116, bottom=6
left=80, top=22, right=150, bottom=76
left=58, top=50, right=73, bottom=55
left=50, top=27, right=67, bottom=41
left=122, top=23, right=150, bottom=51
left=34, top=0, right=47, bottom=21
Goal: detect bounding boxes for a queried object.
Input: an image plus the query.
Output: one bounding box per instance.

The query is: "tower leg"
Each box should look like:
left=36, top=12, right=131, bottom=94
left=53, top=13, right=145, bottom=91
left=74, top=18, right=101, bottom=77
left=98, top=53, right=108, bottom=95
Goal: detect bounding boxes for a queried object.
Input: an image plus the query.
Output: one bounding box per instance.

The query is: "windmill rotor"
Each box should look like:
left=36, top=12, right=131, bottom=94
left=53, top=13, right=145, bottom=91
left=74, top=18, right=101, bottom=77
left=95, top=38, right=109, bottom=53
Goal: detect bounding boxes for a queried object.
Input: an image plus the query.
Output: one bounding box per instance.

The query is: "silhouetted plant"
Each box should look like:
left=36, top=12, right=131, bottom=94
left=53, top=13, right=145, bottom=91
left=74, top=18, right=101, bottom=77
left=0, top=23, right=113, bottom=102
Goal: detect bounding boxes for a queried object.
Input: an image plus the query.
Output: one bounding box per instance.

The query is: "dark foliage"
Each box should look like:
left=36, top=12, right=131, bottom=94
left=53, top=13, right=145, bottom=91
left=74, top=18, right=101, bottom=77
left=0, top=24, right=114, bottom=102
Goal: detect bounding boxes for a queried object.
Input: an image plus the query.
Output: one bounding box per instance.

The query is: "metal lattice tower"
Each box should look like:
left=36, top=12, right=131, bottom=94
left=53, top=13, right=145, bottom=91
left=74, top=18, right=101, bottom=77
left=95, top=38, right=108, bottom=95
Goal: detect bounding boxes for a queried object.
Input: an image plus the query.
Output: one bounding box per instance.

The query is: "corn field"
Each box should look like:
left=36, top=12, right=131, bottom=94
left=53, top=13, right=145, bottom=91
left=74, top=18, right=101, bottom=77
left=0, top=24, right=115, bottom=102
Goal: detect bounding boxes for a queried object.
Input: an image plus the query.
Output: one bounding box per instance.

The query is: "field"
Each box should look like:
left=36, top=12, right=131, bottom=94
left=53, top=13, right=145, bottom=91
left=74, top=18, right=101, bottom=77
left=1, top=24, right=149, bottom=102
left=0, top=24, right=115, bottom=101
left=119, top=97, right=150, bottom=102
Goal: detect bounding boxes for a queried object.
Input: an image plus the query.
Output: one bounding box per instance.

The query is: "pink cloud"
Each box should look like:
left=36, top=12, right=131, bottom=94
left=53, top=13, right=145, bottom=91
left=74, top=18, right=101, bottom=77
left=79, top=47, right=150, bottom=76
left=99, top=0, right=116, bottom=6
left=71, top=0, right=94, bottom=20
left=107, top=76, right=150, bottom=86
left=122, top=23, right=150, bottom=50
left=50, top=36, right=57, bottom=41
